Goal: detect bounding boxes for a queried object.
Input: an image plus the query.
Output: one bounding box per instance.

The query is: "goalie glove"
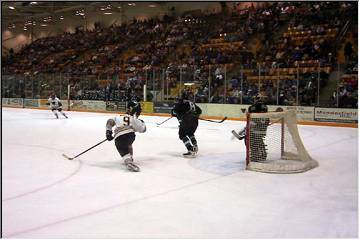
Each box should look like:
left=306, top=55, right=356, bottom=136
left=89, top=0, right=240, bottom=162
left=106, top=130, right=114, bottom=141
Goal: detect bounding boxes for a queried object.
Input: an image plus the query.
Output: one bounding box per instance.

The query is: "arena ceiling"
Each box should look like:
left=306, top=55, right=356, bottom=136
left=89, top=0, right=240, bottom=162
left=2, top=1, right=220, bottom=29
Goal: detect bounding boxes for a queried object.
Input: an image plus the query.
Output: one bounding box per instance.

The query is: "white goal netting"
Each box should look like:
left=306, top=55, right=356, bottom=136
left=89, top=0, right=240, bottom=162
left=246, top=110, right=318, bottom=173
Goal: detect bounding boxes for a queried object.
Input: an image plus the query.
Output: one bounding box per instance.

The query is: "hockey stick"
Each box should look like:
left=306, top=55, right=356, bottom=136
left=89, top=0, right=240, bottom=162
left=231, top=127, right=246, bottom=140
left=156, top=116, right=173, bottom=126
left=199, top=116, right=227, bottom=123
left=62, top=139, right=107, bottom=160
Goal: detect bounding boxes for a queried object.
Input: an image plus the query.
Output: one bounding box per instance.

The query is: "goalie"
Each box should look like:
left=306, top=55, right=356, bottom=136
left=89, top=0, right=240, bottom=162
left=232, top=95, right=269, bottom=161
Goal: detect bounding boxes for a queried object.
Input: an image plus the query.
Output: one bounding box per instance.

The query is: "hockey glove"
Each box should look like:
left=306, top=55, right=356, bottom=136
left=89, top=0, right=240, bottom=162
left=106, top=130, right=114, bottom=141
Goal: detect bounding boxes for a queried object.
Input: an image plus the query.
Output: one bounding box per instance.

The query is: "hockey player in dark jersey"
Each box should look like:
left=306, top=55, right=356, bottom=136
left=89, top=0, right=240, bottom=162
left=105, top=100, right=146, bottom=172
left=171, top=93, right=202, bottom=158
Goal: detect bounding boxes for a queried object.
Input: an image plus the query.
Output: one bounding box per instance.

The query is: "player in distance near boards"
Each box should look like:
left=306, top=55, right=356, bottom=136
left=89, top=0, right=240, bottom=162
left=105, top=99, right=146, bottom=172
left=171, top=92, right=202, bottom=158
left=47, top=93, right=68, bottom=119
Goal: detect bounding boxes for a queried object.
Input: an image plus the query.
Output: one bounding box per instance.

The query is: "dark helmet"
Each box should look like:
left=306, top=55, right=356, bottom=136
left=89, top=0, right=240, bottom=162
left=130, top=95, right=140, bottom=102
left=175, top=91, right=188, bottom=104
left=175, top=97, right=183, bottom=104
left=181, top=91, right=188, bottom=100
left=127, top=100, right=141, bottom=116
left=254, top=94, right=263, bottom=104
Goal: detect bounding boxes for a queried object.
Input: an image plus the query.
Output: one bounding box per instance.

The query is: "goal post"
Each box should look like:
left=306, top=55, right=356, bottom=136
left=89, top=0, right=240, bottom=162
left=245, top=110, right=318, bottom=173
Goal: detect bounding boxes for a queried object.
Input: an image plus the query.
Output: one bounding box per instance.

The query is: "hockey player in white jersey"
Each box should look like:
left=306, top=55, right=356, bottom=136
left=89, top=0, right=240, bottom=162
left=105, top=100, right=146, bottom=172
left=48, top=94, right=68, bottom=119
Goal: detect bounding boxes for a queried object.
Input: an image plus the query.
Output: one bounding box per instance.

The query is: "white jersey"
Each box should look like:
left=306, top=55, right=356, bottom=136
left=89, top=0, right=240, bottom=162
left=106, top=114, right=146, bottom=139
left=48, top=97, right=61, bottom=109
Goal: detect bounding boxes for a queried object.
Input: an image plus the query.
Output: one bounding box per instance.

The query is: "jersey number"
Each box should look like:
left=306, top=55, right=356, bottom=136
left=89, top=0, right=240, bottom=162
left=123, top=116, right=130, bottom=126
left=189, top=102, right=196, bottom=112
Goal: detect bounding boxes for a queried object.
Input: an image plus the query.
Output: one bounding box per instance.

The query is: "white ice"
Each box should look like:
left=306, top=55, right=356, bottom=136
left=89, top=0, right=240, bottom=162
left=2, top=107, right=358, bottom=238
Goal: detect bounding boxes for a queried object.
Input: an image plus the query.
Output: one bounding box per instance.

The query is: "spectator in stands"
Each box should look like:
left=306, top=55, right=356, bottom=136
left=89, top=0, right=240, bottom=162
left=344, top=41, right=354, bottom=63
left=105, top=83, right=113, bottom=102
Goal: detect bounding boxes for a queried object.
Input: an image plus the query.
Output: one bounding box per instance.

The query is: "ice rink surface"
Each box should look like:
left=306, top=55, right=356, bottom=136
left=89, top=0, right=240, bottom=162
left=2, top=107, right=358, bottom=238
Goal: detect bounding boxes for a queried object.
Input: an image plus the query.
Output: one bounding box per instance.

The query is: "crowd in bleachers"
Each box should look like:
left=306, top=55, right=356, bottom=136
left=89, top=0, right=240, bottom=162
left=2, top=1, right=357, bottom=108
left=333, top=62, right=358, bottom=108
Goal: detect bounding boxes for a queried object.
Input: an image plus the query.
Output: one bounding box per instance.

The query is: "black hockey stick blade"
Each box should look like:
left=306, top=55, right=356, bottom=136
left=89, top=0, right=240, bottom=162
left=62, top=153, right=74, bottom=160
left=199, top=116, right=227, bottom=123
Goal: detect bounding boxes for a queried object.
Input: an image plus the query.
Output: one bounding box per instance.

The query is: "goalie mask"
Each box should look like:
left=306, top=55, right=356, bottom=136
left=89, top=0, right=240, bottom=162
left=127, top=100, right=141, bottom=116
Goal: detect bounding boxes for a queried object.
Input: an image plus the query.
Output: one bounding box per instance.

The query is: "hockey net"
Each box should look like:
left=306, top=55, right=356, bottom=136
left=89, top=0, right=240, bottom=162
left=246, top=110, right=318, bottom=173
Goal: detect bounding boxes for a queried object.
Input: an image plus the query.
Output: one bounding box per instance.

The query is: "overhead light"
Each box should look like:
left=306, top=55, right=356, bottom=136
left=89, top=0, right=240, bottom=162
left=128, top=3, right=136, bottom=6
left=103, top=12, right=113, bottom=15
left=43, top=16, right=52, bottom=22
left=148, top=4, right=157, bottom=8
left=41, top=24, right=48, bottom=27
left=60, top=16, right=64, bottom=20
left=8, top=6, right=15, bottom=10
left=30, top=2, right=38, bottom=5
left=101, top=5, right=112, bottom=11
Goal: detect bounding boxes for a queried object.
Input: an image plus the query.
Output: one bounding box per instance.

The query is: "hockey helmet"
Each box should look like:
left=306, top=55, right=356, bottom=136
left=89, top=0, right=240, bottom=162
left=254, top=94, right=264, bottom=103
left=181, top=91, right=189, bottom=100
left=127, top=100, right=141, bottom=116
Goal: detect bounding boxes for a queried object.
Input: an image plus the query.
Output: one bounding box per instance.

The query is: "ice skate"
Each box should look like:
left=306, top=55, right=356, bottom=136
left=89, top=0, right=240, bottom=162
left=183, top=150, right=196, bottom=158
left=126, top=162, right=140, bottom=172
left=124, top=158, right=140, bottom=172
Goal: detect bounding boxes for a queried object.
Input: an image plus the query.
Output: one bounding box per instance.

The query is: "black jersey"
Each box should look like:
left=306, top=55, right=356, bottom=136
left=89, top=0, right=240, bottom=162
left=171, top=100, right=202, bottom=120
left=248, top=101, right=268, bottom=113
left=248, top=101, right=269, bottom=131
